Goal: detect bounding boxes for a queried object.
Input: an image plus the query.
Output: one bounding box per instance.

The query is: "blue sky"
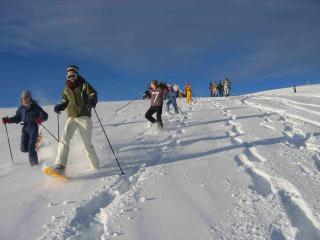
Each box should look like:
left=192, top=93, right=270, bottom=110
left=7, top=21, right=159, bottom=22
left=0, top=0, right=320, bottom=107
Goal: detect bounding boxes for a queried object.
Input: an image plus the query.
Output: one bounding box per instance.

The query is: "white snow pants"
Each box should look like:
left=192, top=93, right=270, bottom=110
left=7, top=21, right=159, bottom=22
left=55, top=116, right=99, bottom=169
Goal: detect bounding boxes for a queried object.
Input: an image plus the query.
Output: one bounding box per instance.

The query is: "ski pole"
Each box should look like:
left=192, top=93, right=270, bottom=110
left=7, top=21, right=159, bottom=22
left=94, top=108, right=125, bottom=176
left=192, top=93, right=200, bottom=104
left=57, top=113, right=60, bottom=141
left=4, top=124, right=14, bottom=163
left=176, top=99, right=186, bottom=118
left=115, top=95, right=142, bottom=113
left=177, top=105, right=187, bottom=118
left=40, top=123, right=59, bottom=142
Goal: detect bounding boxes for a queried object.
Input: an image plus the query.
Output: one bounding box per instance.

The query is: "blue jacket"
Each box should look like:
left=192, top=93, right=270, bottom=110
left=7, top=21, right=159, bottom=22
left=10, top=101, right=48, bottom=125
left=167, top=86, right=179, bottom=100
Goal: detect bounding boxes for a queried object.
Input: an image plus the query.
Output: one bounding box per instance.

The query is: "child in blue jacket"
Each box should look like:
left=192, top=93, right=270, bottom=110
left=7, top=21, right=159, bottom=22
left=166, top=85, right=179, bottom=114
left=2, top=91, right=48, bottom=166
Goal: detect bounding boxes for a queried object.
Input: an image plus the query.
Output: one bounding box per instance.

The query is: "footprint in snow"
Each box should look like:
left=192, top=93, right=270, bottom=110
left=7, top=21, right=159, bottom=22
left=278, top=116, right=287, bottom=121
left=139, top=197, right=156, bottom=202
left=48, top=202, right=60, bottom=207
left=233, top=137, right=244, bottom=144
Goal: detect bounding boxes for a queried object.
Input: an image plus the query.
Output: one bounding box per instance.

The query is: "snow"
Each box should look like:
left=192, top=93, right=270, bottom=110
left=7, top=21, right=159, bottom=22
left=1, top=84, right=320, bottom=239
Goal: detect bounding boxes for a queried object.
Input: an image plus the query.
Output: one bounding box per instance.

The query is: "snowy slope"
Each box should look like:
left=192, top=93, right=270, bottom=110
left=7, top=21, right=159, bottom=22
left=1, top=85, right=320, bottom=240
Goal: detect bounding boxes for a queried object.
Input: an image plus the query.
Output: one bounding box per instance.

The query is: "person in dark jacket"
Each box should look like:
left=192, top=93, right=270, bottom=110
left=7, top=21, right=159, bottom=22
left=2, top=90, right=48, bottom=166
left=145, top=80, right=167, bottom=129
left=166, top=85, right=179, bottom=114
left=209, top=83, right=213, bottom=97
left=218, top=81, right=223, bottom=97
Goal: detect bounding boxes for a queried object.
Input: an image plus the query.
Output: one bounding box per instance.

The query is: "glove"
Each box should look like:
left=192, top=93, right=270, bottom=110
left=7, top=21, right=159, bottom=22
left=88, top=98, right=97, bottom=108
left=2, top=117, right=11, bottom=124
left=54, top=104, right=63, bottom=114
left=35, top=117, right=44, bottom=125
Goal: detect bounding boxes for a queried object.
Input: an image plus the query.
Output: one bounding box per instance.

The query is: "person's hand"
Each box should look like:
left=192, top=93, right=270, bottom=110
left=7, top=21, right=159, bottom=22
left=35, top=117, right=44, bottom=125
left=2, top=117, right=11, bottom=125
left=88, top=98, right=97, bottom=108
left=54, top=104, right=62, bottom=114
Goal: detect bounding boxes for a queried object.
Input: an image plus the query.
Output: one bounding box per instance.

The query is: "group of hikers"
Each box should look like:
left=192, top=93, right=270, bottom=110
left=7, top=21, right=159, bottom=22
left=0, top=65, right=227, bottom=176
left=0, top=65, right=194, bottom=176
left=144, top=81, right=194, bottom=129
left=2, top=66, right=99, bottom=176
left=209, top=78, right=232, bottom=98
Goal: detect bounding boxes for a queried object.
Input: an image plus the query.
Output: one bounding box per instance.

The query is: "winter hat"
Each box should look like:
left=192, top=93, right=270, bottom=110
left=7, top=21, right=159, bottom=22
left=21, top=90, right=32, bottom=99
left=67, top=65, right=79, bottom=73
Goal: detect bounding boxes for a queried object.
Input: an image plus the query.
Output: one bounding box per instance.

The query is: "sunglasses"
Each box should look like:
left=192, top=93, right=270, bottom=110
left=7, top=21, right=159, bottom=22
left=67, top=74, right=77, bottom=79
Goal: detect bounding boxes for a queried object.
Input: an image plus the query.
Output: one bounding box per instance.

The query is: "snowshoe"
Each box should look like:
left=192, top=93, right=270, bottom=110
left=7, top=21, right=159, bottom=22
left=43, top=165, right=69, bottom=180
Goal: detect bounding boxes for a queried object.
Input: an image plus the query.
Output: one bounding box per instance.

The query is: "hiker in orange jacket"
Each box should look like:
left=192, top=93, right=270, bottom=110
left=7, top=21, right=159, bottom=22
left=185, top=82, right=192, bottom=104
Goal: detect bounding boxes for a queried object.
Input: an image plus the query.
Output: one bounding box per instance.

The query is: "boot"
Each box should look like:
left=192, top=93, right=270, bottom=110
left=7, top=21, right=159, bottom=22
left=29, top=154, right=38, bottom=167
left=52, top=164, right=66, bottom=175
left=157, top=121, right=164, bottom=129
left=30, top=161, right=38, bottom=167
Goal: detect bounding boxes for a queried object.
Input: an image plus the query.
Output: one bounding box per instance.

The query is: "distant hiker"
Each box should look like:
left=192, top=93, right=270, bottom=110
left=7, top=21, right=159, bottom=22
left=223, top=78, right=231, bottom=97
left=173, top=84, right=183, bottom=107
left=212, top=81, right=218, bottom=97
left=218, top=81, right=223, bottom=97
left=209, top=83, right=213, bottom=97
left=2, top=90, right=48, bottom=166
left=166, top=85, right=179, bottom=114
left=51, top=65, right=99, bottom=174
left=293, top=85, right=297, bottom=94
left=185, top=82, right=193, bottom=104
left=145, top=80, right=167, bottom=129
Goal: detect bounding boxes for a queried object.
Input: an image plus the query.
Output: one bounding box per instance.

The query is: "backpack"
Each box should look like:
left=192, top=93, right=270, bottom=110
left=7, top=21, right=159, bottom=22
left=158, top=82, right=168, bottom=90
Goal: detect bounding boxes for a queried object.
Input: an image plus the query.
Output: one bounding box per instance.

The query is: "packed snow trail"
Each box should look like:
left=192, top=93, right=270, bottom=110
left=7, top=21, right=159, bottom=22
left=0, top=85, right=320, bottom=239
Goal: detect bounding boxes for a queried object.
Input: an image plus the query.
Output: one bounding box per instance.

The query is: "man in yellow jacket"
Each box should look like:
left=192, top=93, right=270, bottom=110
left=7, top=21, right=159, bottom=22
left=185, top=82, right=192, bottom=104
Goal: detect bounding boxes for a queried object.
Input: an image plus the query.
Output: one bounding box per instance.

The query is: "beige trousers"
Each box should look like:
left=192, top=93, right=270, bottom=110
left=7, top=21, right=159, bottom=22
left=55, top=116, right=99, bottom=169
